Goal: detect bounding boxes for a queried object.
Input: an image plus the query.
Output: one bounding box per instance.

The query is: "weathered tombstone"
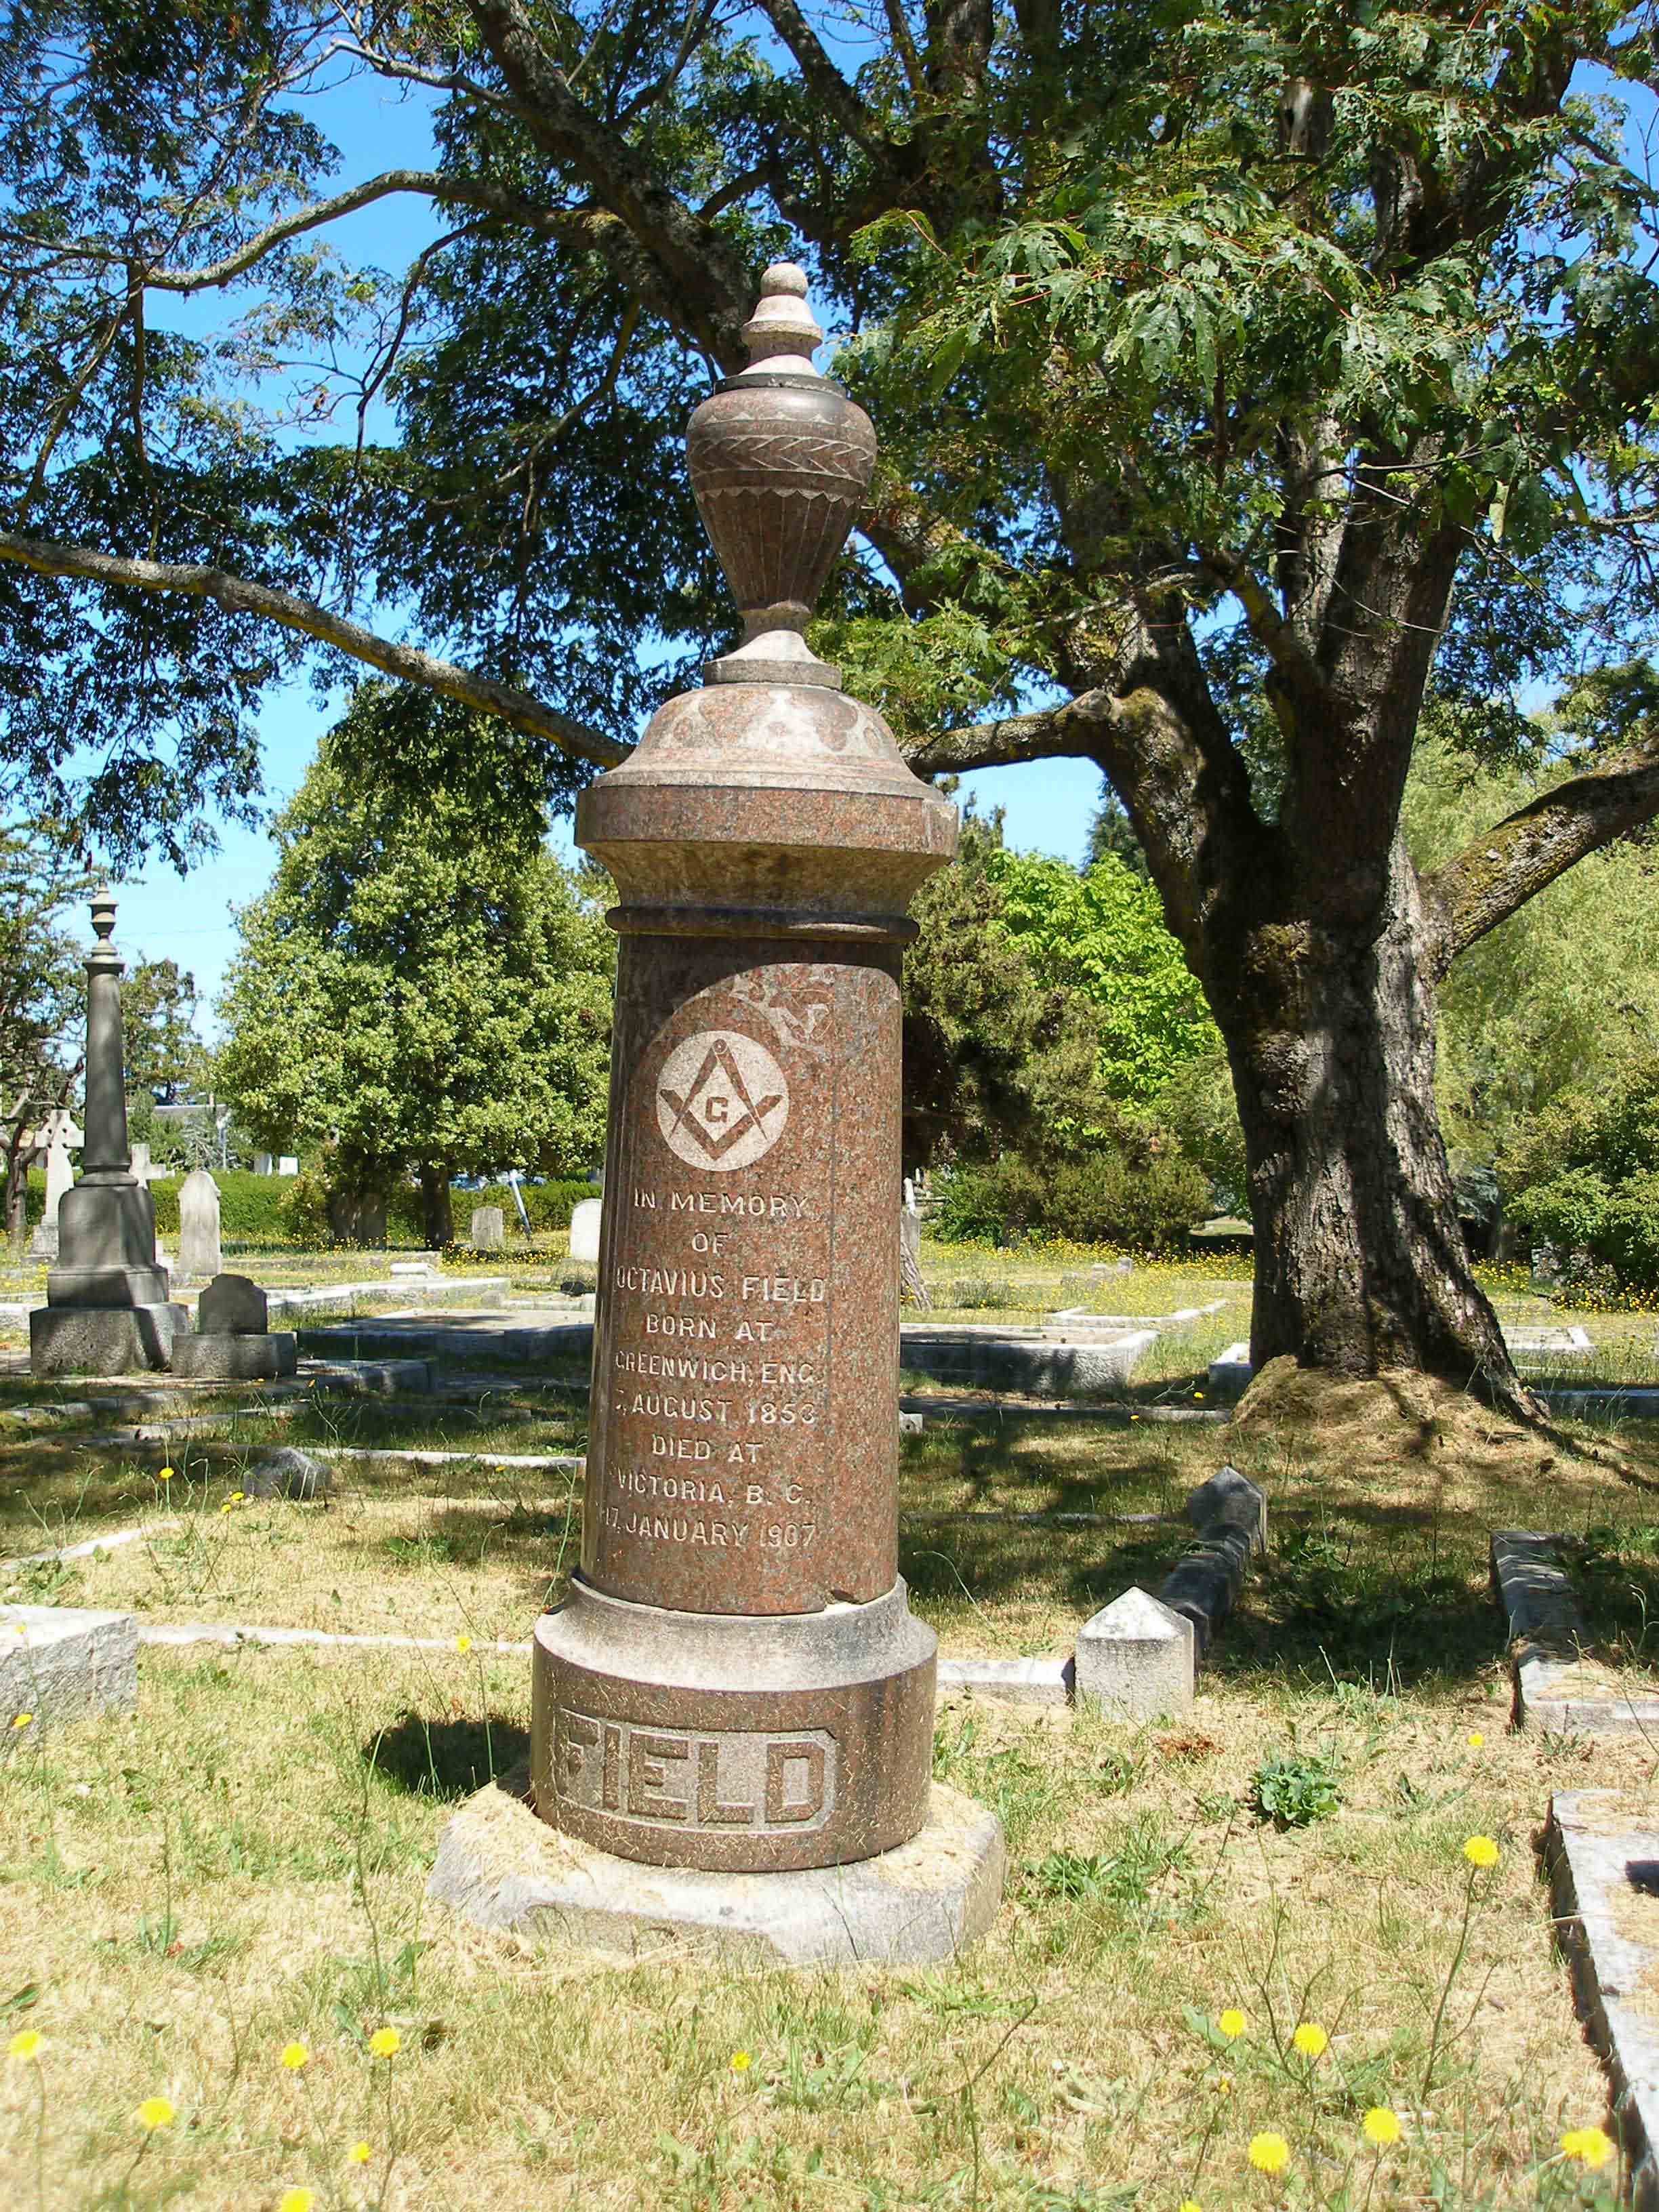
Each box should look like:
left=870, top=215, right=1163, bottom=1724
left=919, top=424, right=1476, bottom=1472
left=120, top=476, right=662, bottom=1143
left=197, top=1272, right=267, bottom=1334
left=567, top=1197, right=602, bottom=1264
left=470, top=1204, right=506, bottom=1252
left=254, top=1151, right=274, bottom=1176
left=176, top=1168, right=222, bottom=1280
left=900, top=1204, right=929, bottom=1309
left=277, top=1155, right=299, bottom=1176
left=173, top=1269, right=298, bottom=1378
left=28, top=1120, right=78, bottom=1259
left=29, top=893, right=186, bottom=1374
left=431, top=266, right=1002, bottom=1963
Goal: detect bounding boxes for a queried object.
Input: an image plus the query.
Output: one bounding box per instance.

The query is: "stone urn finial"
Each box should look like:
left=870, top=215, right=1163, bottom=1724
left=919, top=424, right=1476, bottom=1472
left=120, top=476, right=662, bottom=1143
left=687, top=262, right=876, bottom=688
left=89, top=884, right=117, bottom=943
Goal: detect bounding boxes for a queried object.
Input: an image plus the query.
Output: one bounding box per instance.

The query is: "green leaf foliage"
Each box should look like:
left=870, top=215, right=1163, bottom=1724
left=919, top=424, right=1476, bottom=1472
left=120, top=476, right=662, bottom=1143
left=215, top=685, right=614, bottom=1195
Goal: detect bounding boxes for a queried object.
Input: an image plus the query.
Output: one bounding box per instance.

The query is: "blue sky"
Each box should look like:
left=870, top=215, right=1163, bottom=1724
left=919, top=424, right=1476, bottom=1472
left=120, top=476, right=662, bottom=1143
left=106, top=67, right=1103, bottom=1027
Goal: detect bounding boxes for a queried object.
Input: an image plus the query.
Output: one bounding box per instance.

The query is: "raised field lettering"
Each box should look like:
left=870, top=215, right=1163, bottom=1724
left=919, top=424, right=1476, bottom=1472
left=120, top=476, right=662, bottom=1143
left=556, top=1712, right=838, bottom=1835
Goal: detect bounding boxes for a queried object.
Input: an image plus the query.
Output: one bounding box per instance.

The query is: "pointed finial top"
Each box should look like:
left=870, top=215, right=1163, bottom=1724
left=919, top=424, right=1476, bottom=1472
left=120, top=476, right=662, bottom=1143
left=739, top=262, right=825, bottom=379
left=89, top=884, right=117, bottom=942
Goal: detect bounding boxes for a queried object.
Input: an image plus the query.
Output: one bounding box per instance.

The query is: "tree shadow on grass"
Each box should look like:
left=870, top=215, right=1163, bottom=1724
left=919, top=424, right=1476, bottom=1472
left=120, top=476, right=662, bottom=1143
left=365, top=1711, right=531, bottom=1801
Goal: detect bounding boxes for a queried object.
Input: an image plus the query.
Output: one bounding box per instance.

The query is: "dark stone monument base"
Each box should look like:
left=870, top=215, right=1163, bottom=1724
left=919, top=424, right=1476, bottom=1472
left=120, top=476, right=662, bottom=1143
left=531, top=1576, right=936, bottom=1872
left=30, top=1303, right=186, bottom=1376
left=45, top=1263, right=171, bottom=1309
left=170, top=1332, right=298, bottom=1380
left=430, top=1771, right=1003, bottom=1967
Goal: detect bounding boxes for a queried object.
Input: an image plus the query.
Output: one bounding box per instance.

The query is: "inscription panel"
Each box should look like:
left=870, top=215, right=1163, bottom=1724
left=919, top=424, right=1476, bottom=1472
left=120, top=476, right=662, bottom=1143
left=553, top=1708, right=838, bottom=1836
left=582, top=944, right=902, bottom=1614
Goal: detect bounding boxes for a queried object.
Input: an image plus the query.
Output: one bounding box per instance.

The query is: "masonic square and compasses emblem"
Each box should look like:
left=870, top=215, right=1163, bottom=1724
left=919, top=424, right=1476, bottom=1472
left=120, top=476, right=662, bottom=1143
left=655, top=1030, right=790, bottom=1171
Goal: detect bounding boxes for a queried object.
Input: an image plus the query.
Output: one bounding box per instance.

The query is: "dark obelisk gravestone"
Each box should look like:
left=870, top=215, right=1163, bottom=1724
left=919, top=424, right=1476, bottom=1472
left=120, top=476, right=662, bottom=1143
left=432, top=265, right=1003, bottom=1962
left=30, top=890, right=186, bottom=1374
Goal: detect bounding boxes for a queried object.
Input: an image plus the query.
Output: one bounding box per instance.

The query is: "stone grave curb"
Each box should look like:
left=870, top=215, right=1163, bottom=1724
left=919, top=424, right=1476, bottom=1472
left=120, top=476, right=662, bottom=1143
left=1, top=1603, right=138, bottom=1727
left=264, top=1275, right=511, bottom=1324
left=1492, top=1532, right=1659, bottom=1735
left=1158, top=1466, right=1269, bottom=1660
left=1546, top=1790, right=1659, bottom=2210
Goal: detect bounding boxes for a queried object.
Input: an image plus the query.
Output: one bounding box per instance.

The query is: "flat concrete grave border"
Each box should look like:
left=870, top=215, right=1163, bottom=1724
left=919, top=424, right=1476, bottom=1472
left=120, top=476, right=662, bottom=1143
left=1547, top=1790, right=1659, bottom=2211
left=430, top=1771, right=1004, bottom=1967
left=1492, top=1531, right=1659, bottom=1734
left=0, top=1603, right=137, bottom=1727
left=265, top=1274, right=510, bottom=1324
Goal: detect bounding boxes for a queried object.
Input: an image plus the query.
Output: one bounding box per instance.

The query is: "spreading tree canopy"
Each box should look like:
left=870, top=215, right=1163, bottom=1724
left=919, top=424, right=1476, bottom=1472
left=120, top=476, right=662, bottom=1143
left=4, top=0, right=1659, bottom=1403
left=215, top=685, right=614, bottom=1242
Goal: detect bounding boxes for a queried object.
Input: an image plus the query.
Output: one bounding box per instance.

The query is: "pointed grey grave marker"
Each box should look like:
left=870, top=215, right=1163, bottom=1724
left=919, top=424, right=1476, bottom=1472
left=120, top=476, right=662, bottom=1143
left=1076, top=1587, right=1195, bottom=1719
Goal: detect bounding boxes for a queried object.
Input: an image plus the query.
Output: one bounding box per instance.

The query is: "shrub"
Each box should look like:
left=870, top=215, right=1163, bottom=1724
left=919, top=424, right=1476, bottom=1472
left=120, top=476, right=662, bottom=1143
left=1248, top=1752, right=1343, bottom=1829
left=932, top=1143, right=1207, bottom=1251
left=1502, top=1057, right=1659, bottom=1292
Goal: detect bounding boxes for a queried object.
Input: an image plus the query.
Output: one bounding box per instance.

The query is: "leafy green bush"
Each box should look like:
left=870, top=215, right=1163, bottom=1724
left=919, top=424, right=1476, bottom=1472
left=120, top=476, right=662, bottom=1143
left=1248, top=1752, right=1343, bottom=1829
left=933, top=1143, right=1207, bottom=1250
left=1502, top=1058, right=1659, bottom=1290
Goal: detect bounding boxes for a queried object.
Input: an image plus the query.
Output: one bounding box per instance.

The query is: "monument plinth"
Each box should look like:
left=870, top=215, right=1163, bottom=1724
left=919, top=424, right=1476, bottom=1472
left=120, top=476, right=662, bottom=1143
left=30, top=890, right=186, bottom=1375
left=518, top=266, right=987, bottom=1911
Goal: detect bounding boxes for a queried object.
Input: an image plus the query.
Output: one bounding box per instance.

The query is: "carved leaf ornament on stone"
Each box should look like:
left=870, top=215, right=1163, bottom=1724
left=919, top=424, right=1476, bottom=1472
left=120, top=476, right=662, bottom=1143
left=656, top=1030, right=790, bottom=1169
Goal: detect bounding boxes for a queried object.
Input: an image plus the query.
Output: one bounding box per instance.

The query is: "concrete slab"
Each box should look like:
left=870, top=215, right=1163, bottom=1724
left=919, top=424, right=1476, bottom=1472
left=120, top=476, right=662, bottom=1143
left=430, top=1775, right=1004, bottom=1967
left=937, top=1654, right=1072, bottom=1706
left=0, top=1603, right=137, bottom=1727
left=1546, top=1790, right=1659, bottom=2210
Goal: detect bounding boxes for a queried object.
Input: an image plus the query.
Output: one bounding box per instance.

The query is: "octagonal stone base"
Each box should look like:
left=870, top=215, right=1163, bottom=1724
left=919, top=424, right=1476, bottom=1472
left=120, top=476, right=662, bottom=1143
left=430, top=1771, right=1002, bottom=1966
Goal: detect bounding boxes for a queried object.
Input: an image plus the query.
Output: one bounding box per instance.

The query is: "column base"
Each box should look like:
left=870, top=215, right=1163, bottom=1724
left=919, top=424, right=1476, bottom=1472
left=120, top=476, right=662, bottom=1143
left=30, top=1303, right=186, bottom=1375
left=531, top=1576, right=936, bottom=1872
left=431, top=1771, right=1002, bottom=1967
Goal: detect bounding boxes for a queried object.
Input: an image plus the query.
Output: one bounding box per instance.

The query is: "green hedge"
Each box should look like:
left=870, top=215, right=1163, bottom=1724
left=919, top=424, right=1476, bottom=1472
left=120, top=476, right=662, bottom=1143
left=933, top=1148, right=1209, bottom=1252
left=18, top=1166, right=601, bottom=1245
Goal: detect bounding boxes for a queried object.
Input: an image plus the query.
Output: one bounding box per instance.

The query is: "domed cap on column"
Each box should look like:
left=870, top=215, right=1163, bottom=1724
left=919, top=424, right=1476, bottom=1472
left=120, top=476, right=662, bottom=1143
left=687, top=262, right=876, bottom=689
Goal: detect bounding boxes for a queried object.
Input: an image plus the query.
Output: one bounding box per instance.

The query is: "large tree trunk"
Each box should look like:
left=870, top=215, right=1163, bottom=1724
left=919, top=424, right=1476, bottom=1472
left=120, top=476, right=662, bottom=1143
left=419, top=1164, right=455, bottom=1250
left=1208, top=837, right=1528, bottom=1412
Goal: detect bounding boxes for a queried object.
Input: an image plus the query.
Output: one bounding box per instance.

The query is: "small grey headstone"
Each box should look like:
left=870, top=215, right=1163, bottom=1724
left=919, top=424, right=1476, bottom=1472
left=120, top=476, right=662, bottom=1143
left=176, top=1168, right=222, bottom=1279
left=198, top=1272, right=268, bottom=1336
left=243, top=1447, right=333, bottom=1502
left=470, top=1205, right=506, bottom=1252
left=1076, top=1587, right=1195, bottom=1718
left=569, top=1198, right=602, bottom=1264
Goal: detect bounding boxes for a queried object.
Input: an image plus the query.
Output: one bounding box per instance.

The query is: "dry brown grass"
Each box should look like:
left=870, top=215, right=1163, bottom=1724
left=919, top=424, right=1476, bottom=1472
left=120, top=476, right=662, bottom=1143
left=0, top=1639, right=1641, bottom=2209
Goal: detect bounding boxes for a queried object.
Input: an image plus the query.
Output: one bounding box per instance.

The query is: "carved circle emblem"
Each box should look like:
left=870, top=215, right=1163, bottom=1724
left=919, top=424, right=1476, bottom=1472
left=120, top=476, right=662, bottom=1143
left=656, top=1030, right=790, bottom=1171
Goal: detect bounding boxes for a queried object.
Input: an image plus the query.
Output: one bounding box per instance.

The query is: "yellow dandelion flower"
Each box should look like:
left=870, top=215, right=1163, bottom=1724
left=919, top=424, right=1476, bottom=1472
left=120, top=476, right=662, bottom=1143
left=1561, top=2126, right=1615, bottom=2169
left=1463, top=1835, right=1500, bottom=1869
left=1247, top=2131, right=1291, bottom=2176
left=8, top=2028, right=41, bottom=2060
left=454, top=1635, right=472, bottom=1654
left=12, top=1622, right=25, bottom=1635
left=1216, top=2074, right=1232, bottom=2094
left=158, top=1466, right=174, bottom=1482
left=12, top=1713, right=32, bottom=1729
left=348, top=2141, right=373, bottom=2165
left=367, top=2026, right=401, bottom=2059
left=136, top=2095, right=175, bottom=2130
left=1179, top=2200, right=1202, bottom=2212
left=1363, top=2107, right=1402, bottom=2147
left=219, top=1501, right=234, bottom=1515
left=229, top=1490, right=245, bottom=1504
left=730, top=2049, right=752, bottom=2072
left=281, top=2041, right=308, bottom=2072
left=278, top=2191, right=315, bottom=2212
left=1466, top=1731, right=1484, bottom=1748
left=1292, top=2022, right=1328, bottom=2059
left=1217, top=2008, right=1247, bottom=2039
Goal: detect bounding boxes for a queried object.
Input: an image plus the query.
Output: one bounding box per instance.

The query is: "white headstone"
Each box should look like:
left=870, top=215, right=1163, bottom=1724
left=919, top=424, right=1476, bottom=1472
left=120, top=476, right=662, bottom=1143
left=470, top=1205, right=505, bottom=1252
left=41, top=1134, right=75, bottom=1230
left=569, top=1197, right=602, bottom=1264
left=177, top=1168, right=222, bottom=1279
left=1075, top=1588, right=1195, bottom=1719
left=254, top=1151, right=273, bottom=1176
left=277, top=1155, right=299, bottom=1176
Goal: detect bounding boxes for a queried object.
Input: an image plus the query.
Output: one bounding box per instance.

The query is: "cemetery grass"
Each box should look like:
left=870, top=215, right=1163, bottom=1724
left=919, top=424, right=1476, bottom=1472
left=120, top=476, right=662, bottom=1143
left=0, top=1641, right=1643, bottom=2209
left=4, top=1385, right=1659, bottom=1675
